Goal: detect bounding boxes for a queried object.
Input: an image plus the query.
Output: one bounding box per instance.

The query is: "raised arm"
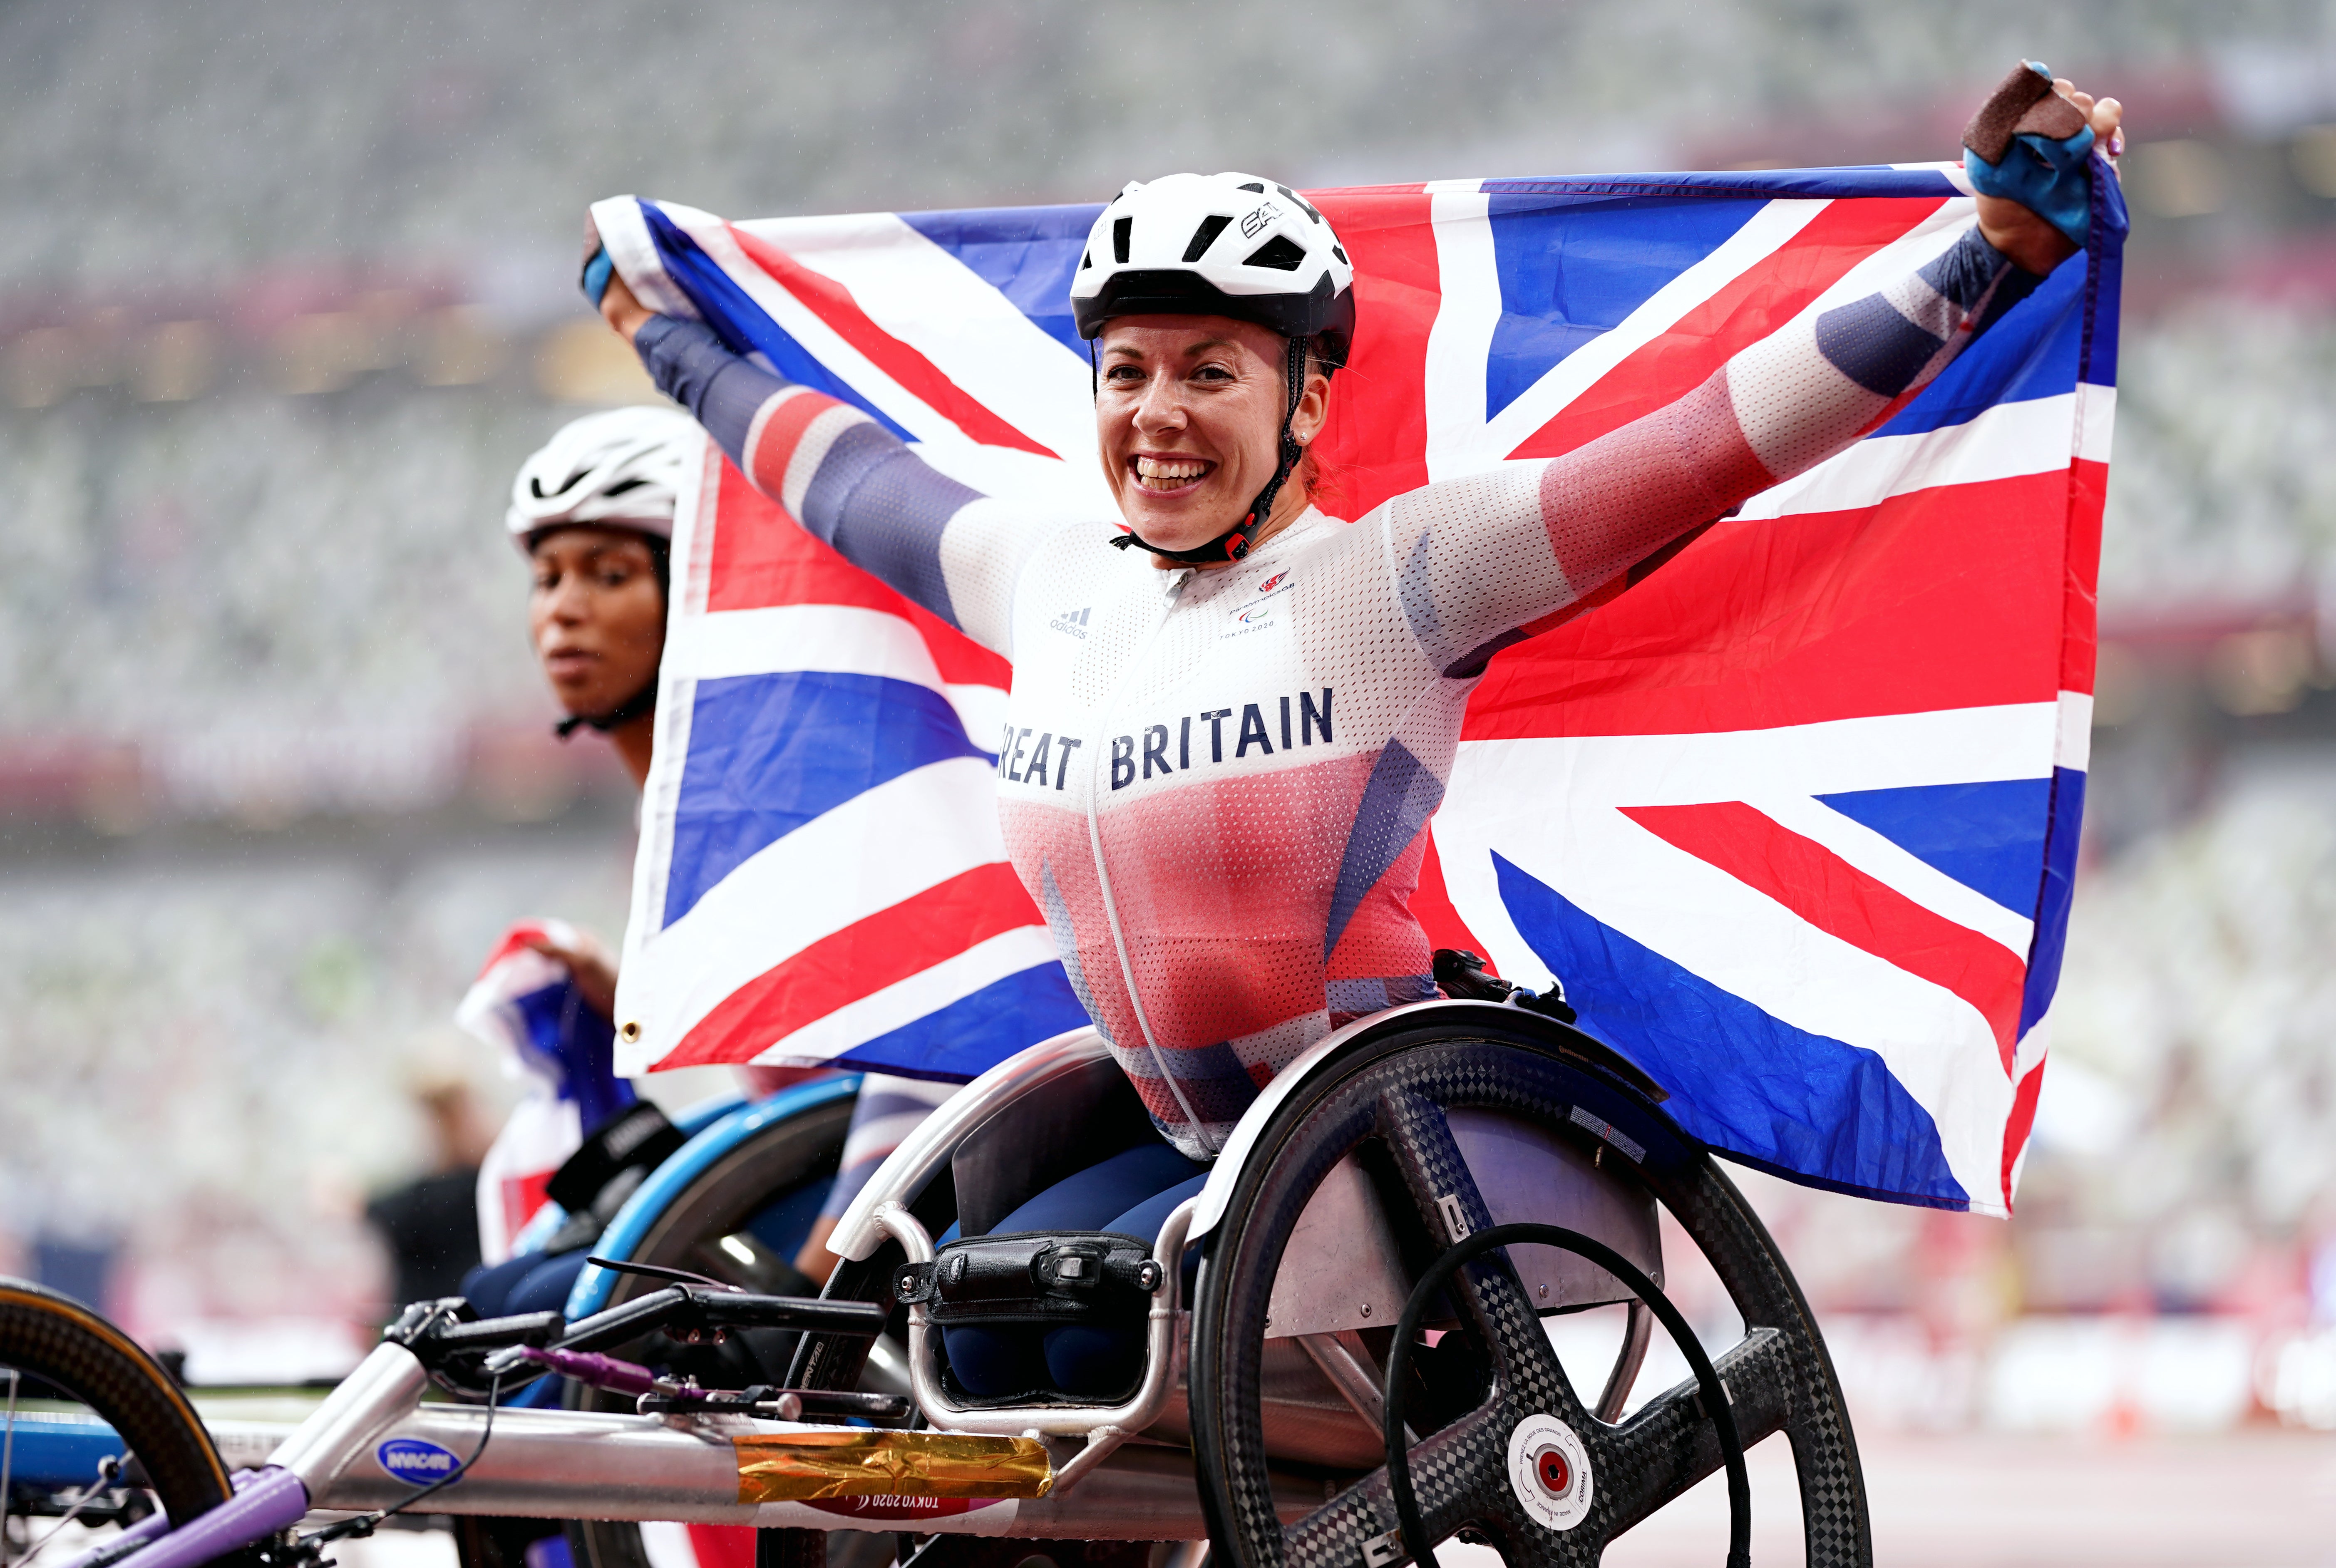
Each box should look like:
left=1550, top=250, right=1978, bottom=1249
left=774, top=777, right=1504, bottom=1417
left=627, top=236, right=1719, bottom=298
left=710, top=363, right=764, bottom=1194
left=588, top=243, right=1064, bottom=657
left=1390, top=67, right=2120, bottom=678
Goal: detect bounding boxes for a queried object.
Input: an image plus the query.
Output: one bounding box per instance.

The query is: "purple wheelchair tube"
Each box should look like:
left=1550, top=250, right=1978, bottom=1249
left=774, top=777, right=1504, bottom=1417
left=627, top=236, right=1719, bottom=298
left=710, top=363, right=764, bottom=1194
left=512, top=1347, right=664, bottom=1397
left=52, top=1502, right=171, bottom=1568
left=55, top=1467, right=283, bottom=1568
left=107, top=1466, right=308, bottom=1568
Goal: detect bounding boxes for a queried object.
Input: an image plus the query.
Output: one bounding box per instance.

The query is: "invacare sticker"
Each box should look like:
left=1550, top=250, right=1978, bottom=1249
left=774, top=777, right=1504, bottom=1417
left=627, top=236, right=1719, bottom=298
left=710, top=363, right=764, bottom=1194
left=377, top=1437, right=467, bottom=1483
left=802, top=1496, right=1003, bottom=1521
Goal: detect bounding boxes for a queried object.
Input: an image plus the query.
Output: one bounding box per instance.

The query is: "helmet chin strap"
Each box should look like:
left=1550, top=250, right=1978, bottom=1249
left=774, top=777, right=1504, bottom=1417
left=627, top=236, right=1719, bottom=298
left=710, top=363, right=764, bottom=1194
left=555, top=677, right=659, bottom=741
left=1111, top=335, right=1309, bottom=566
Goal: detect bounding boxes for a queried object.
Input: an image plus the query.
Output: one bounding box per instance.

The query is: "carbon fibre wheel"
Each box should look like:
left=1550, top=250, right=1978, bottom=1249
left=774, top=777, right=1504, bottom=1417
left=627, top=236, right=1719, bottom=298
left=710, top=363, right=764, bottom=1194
left=0, top=1278, right=232, bottom=1553
left=1187, top=1020, right=1870, bottom=1567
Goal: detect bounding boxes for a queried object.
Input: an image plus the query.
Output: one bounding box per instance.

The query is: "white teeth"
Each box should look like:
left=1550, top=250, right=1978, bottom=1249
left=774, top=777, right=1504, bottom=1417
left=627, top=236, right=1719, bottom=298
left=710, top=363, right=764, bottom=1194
left=1134, top=456, right=1207, bottom=487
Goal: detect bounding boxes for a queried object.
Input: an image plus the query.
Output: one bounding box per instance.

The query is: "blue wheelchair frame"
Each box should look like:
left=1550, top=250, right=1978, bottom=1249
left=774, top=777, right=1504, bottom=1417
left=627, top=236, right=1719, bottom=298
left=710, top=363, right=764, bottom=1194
left=563, top=1075, right=861, bottom=1319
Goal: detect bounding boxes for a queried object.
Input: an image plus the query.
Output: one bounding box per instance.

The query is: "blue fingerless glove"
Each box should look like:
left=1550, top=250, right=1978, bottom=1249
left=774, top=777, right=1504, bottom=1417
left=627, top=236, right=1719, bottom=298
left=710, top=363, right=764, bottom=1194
left=581, top=246, right=616, bottom=308
left=1962, top=60, right=2096, bottom=250
left=1965, top=126, right=2095, bottom=249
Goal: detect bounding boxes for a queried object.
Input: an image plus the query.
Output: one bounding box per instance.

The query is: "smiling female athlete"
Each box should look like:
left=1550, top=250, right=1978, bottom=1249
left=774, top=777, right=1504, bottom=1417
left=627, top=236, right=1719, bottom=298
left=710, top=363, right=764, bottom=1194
left=584, top=65, right=2121, bottom=1393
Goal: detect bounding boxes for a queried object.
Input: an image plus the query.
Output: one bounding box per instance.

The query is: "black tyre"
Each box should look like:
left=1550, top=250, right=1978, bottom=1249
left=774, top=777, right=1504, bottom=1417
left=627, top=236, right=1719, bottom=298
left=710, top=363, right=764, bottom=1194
left=1188, top=1020, right=1869, bottom=1567
left=562, top=1094, right=859, bottom=1568
left=0, top=1278, right=232, bottom=1555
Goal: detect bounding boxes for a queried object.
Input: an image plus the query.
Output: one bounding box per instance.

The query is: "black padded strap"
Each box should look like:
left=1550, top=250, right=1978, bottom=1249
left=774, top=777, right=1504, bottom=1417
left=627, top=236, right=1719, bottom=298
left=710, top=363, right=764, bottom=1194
left=902, top=1231, right=1163, bottom=1326
left=545, top=1103, right=688, bottom=1213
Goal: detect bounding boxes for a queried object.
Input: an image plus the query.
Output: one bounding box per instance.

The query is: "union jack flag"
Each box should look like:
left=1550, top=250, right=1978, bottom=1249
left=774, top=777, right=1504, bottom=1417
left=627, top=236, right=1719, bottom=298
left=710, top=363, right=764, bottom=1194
left=458, top=920, right=635, bottom=1260
left=609, top=161, right=2124, bottom=1215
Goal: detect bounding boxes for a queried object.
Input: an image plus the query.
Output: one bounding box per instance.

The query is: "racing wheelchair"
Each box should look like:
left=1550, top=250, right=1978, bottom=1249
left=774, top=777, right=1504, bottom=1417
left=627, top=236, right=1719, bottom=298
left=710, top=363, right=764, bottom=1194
left=2, top=1001, right=1869, bottom=1567
left=1, top=1074, right=871, bottom=1568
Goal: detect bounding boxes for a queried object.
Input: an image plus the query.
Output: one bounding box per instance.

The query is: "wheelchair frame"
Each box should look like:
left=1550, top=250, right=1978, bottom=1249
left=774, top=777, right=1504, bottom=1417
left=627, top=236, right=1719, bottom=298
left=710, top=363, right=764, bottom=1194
left=15, top=998, right=1854, bottom=1568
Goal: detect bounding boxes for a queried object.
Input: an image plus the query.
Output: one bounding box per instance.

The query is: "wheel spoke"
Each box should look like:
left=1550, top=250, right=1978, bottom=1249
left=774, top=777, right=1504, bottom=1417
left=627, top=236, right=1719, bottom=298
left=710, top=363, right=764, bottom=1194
left=1480, top=1521, right=1598, bottom=1568
left=1373, top=1091, right=1588, bottom=1426
left=1591, top=1325, right=1792, bottom=1535
left=1281, top=1405, right=1520, bottom=1568
left=1594, top=1300, right=1654, bottom=1425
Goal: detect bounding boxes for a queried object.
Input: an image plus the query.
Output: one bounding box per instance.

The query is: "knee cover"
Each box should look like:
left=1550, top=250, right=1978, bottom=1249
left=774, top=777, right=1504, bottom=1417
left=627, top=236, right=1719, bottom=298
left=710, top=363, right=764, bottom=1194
left=941, top=1324, right=1049, bottom=1400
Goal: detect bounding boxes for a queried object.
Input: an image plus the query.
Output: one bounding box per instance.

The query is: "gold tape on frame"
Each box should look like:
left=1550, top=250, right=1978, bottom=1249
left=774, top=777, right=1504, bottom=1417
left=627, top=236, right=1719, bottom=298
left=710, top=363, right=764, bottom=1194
left=733, top=1430, right=1055, bottom=1502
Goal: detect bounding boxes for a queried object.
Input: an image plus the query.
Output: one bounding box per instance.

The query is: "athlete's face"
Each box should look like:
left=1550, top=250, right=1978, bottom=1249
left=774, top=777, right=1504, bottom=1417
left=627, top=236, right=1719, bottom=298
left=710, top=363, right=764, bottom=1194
left=1095, top=315, right=1328, bottom=561
left=528, top=526, right=666, bottom=719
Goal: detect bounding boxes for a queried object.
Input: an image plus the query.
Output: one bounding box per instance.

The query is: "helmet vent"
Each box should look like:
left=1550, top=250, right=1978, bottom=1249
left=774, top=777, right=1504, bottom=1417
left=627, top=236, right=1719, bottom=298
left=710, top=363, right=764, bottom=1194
left=1182, top=214, right=1232, bottom=262
left=602, top=477, right=648, bottom=497
left=1242, top=234, right=1306, bottom=271
left=1235, top=181, right=1265, bottom=194
left=1112, top=216, right=1132, bottom=264
left=1080, top=250, right=1092, bottom=269
left=1332, top=245, right=1349, bottom=264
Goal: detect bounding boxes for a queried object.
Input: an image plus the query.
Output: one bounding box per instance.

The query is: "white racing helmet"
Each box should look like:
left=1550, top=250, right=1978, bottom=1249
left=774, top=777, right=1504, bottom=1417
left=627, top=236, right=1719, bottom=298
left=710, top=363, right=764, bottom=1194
left=1070, top=172, right=1356, bottom=366
left=504, top=405, right=702, bottom=548
left=1070, top=174, right=1358, bottom=563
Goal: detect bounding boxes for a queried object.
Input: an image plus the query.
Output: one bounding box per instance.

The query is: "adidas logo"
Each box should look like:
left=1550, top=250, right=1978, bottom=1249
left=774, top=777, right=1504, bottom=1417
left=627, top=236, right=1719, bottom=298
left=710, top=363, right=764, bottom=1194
left=1049, top=606, right=1091, bottom=639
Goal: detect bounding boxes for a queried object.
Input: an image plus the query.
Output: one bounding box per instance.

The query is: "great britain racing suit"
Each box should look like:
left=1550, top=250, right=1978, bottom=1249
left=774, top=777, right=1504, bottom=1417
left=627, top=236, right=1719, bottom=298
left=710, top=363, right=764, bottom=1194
left=624, top=220, right=2041, bottom=1163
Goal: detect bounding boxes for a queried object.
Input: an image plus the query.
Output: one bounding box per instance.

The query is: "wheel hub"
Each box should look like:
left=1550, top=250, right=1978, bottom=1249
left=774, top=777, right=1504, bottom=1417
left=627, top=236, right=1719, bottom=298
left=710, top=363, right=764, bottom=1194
left=1506, top=1413, right=1592, bottom=1530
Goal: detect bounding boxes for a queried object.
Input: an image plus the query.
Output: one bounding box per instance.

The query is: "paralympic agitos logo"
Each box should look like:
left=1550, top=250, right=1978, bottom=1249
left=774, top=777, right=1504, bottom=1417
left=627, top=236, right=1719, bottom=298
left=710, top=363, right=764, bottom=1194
left=996, top=687, right=1336, bottom=793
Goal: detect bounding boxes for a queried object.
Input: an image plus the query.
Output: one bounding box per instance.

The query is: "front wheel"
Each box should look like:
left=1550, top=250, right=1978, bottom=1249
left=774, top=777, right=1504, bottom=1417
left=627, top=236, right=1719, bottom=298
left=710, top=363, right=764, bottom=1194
left=1188, top=1025, right=1870, bottom=1567
left=0, top=1278, right=233, bottom=1561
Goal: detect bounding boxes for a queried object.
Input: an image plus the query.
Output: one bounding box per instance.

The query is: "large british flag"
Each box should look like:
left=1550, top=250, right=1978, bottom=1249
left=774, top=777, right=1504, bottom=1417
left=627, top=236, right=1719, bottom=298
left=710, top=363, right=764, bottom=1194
left=610, top=160, right=2123, bottom=1216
